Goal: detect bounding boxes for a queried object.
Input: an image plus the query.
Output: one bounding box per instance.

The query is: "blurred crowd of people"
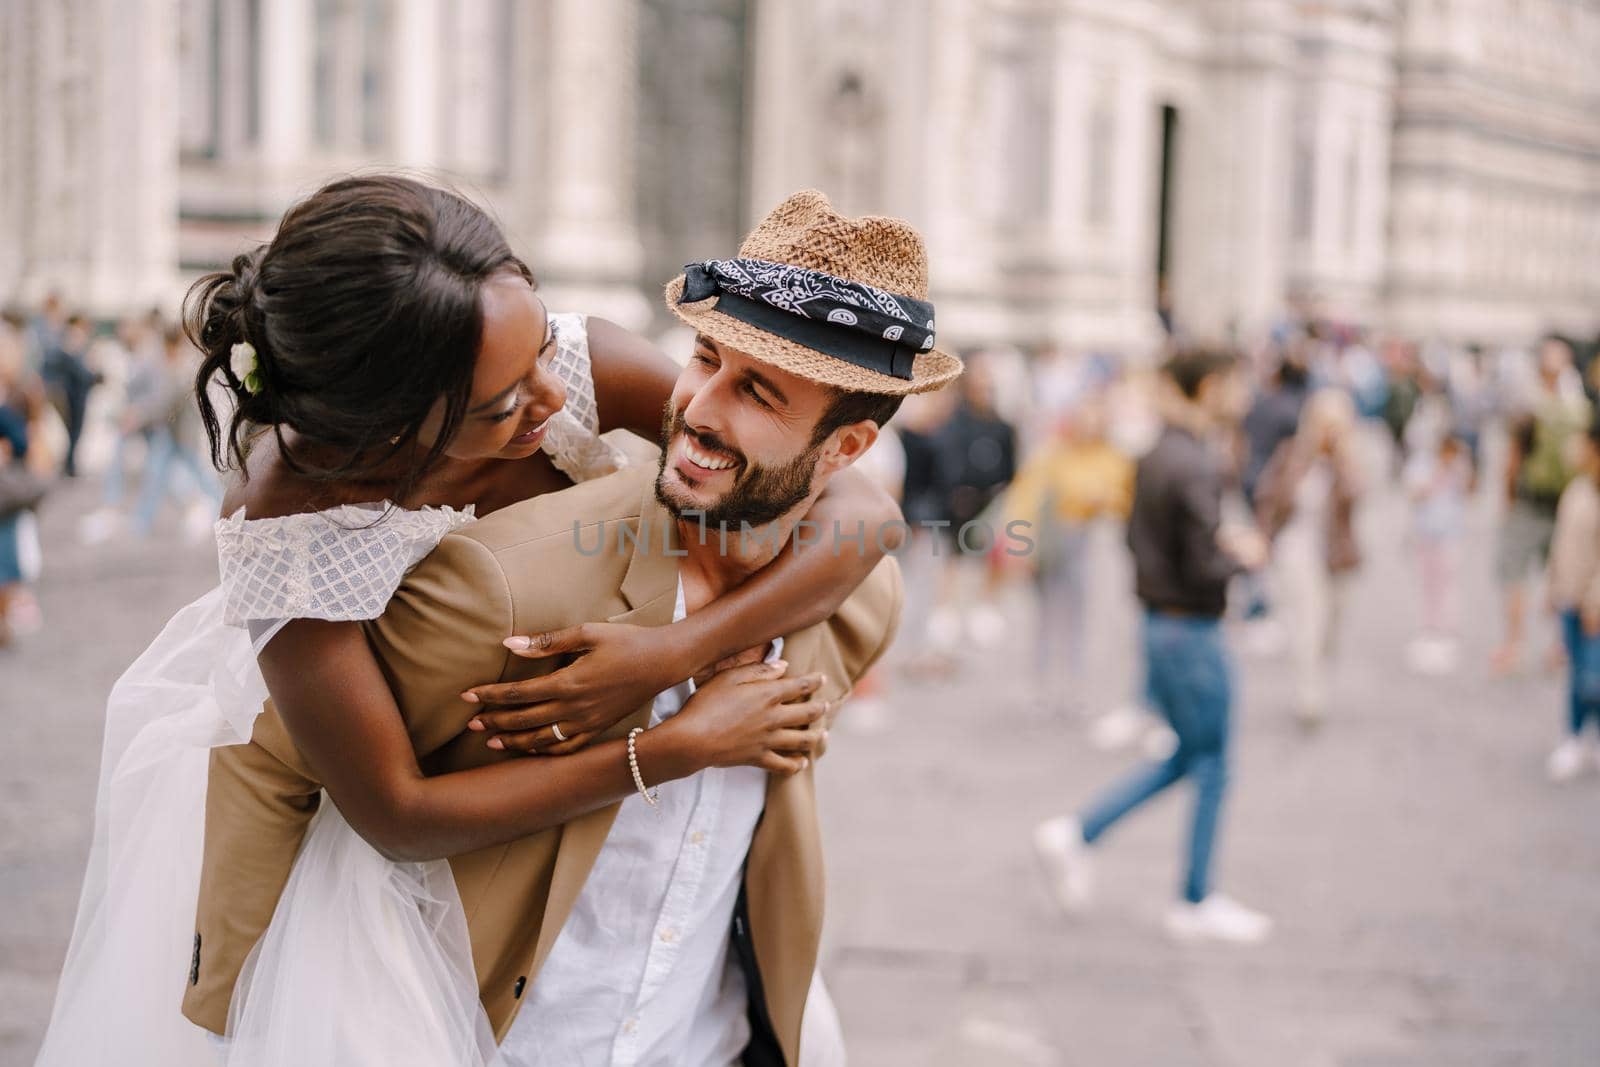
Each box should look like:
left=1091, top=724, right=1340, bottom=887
left=0, top=293, right=218, bottom=647
left=829, top=316, right=1600, bottom=942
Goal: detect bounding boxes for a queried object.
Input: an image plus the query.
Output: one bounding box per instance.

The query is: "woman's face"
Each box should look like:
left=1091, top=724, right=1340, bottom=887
left=421, top=273, right=568, bottom=463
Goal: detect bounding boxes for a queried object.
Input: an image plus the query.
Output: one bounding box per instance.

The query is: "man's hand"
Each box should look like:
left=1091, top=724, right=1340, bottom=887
left=1583, top=604, right=1600, bottom=638
left=461, top=623, right=685, bottom=755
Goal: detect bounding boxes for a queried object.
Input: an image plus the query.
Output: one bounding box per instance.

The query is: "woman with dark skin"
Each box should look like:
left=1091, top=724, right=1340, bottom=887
left=214, top=185, right=897, bottom=862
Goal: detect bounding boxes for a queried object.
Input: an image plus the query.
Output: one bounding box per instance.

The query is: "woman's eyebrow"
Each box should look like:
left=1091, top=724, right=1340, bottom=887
left=468, top=379, right=520, bottom=415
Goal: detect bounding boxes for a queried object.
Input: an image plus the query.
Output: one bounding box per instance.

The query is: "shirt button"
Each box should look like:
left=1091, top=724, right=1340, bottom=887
left=659, top=927, right=678, bottom=944
left=690, top=831, right=706, bottom=845
left=623, top=1016, right=639, bottom=1034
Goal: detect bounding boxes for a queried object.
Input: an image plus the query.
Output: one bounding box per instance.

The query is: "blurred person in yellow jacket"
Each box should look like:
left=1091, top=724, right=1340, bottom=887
left=1006, top=393, right=1133, bottom=710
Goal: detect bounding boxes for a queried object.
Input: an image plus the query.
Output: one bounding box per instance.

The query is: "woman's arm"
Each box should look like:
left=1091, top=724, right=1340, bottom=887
left=467, top=319, right=906, bottom=754
left=586, top=317, right=682, bottom=438
left=256, top=619, right=824, bottom=863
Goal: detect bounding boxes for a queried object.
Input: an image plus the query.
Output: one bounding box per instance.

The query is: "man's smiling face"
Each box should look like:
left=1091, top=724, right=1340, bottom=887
left=654, top=335, right=838, bottom=529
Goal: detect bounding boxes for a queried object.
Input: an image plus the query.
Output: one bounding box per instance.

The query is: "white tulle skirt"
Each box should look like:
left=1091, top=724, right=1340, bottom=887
left=33, top=586, right=498, bottom=1067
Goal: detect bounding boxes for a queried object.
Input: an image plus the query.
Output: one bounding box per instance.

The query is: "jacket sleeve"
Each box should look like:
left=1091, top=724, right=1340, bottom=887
left=364, top=531, right=518, bottom=758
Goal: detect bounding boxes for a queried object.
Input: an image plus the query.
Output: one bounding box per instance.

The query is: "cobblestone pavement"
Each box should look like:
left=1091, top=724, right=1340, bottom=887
left=3, top=475, right=1597, bottom=1066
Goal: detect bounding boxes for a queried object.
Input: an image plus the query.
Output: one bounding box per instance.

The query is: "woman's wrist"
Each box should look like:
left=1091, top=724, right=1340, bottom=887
left=632, top=719, right=702, bottom=785
left=665, top=612, right=724, bottom=681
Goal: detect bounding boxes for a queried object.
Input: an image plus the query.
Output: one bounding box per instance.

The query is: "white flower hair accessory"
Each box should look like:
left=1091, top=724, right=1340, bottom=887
left=230, top=341, right=263, bottom=396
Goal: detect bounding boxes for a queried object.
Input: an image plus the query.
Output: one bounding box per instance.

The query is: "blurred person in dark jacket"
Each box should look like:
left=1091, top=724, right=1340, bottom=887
left=1035, top=346, right=1274, bottom=945
left=926, top=354, right=1017, bottom=649
left=40, top=313, right=100, bottom=478
left=1238, top=343, right=1311, bottom=631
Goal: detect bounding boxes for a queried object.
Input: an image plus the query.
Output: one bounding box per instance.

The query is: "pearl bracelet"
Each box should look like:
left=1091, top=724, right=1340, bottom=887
left=627, top=727, right=660, bottom=807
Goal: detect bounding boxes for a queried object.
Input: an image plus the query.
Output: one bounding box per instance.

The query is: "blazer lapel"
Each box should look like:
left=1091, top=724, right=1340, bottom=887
left=531, top=485, right=682, bottom=970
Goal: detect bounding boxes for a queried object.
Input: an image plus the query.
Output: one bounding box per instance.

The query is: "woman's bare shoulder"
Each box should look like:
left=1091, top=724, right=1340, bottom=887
left=219, top=431, right=345, bottom=521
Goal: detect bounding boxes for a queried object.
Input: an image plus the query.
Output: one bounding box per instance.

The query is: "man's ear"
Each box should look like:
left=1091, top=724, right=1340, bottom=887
left=816, top=421, right=881, bottom=476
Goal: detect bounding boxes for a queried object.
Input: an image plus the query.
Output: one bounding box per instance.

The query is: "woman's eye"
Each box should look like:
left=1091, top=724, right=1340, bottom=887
left=489, top=401, right=522, bottom=424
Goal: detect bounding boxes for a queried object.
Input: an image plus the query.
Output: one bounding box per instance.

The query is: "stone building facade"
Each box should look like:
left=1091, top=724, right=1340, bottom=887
left=2, top=0, right=1597, bottom=353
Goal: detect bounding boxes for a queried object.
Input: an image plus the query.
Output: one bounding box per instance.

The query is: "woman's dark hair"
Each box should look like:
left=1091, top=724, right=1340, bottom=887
left=185, top=174, right=534, bottom=483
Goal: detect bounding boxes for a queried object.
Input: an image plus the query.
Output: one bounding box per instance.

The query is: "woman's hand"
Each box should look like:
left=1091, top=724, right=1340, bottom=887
left=463, top=623, right=688, bottom=755
left=658, top=660, right=830, bottom=776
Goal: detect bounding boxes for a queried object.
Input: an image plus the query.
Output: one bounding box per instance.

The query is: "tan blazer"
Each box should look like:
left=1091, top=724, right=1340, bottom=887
left=181, top=445, right=902, bottom=1066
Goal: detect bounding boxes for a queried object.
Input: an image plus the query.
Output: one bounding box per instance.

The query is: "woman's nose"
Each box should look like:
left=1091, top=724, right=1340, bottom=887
left=528, top=365, right=567, bottom=421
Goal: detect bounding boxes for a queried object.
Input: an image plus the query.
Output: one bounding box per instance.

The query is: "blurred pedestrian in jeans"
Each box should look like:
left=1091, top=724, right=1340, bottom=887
left=1254, top=389, right=1364, bottom=724
left=40, top=313, right=99, bottom=478
left=1544, top=417, right=1600, bottom=782
left=1493, top=335, right=1589, bottom=675
left=80, top=315, right=165, bottom=544
left=1034, top=347, right=1274, bottom=945
left=129, top=327, right=220, bottom=539
left=1004, top=393, right=1132, bottom=711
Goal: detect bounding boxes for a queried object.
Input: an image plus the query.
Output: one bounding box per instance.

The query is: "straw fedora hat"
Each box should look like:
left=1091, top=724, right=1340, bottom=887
left=664, top=190, right=963, bottom=396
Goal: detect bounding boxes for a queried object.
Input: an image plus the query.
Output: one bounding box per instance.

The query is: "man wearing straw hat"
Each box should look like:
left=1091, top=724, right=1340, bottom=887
left=185, top=190, right=960, bottom=1066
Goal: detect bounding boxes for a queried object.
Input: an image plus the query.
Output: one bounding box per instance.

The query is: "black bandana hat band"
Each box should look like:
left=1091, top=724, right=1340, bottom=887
left=678, top=257, right=936, bottom=380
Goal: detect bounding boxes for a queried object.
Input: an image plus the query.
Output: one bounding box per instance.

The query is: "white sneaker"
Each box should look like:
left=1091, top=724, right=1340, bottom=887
left=1140, top=723, right=1178, bottom=760
left=1089, top=705, right=1151, bottom=752
left=1164, top=894, right=1273, bottom=945
left=1547, top=738, right=1590, bottom=783
left=1032, top=815, right=1093, bottom=914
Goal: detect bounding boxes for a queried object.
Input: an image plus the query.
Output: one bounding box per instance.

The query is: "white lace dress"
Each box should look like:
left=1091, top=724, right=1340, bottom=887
left=36, top=315, right=624, bottom=1067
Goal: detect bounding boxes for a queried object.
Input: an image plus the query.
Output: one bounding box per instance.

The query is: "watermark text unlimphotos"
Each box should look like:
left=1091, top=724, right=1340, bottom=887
left=573, top=513, right=1038, bottom=558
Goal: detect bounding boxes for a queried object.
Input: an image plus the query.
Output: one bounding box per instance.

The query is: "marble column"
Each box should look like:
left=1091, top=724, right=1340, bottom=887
left=84, top=0, right=180, bottom=312
left=535, top=0, right=649, bottom=328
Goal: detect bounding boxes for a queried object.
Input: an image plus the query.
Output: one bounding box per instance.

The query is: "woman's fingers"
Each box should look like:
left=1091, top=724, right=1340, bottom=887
left=539, top=730, right=596, bottom=756
left=774, top=693, right=831, bottom=728
left=768, top=727, right=828, bottom=756
left=487, top=730, right=545, bottom=754
left=757, top=752, right=810, bottom=776
left=703, top=658, right=789, bottom=690
left=461, top=675, right=568, bottom=707
left=501, top=623, right=594, bottom=659
left=765, top=672, right=824, bottom=706
left=467, top=703, right=559, bottom=734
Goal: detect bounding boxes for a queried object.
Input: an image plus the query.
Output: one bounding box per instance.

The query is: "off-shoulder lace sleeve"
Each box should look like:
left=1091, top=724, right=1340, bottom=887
left=214, top=502, right=475, bottom=629
left=541, top=312, right=628, bottom=483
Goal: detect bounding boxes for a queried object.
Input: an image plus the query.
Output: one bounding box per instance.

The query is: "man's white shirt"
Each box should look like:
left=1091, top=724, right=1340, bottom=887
left=500, top=580, right=775, bottom=1067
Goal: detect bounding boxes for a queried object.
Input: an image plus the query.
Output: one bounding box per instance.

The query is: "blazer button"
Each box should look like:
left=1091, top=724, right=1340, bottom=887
left=190, top=933, right=202, bottom=986
left=513, top=975, right=526, bottom=999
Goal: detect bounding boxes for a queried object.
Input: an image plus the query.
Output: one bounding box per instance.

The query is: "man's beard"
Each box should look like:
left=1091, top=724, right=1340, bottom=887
left=654, top=405, right=820, bottom=530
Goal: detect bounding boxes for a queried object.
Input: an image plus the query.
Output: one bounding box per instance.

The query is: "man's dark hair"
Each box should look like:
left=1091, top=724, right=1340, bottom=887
left=1161, top=346, right=1237, bottom=400
left=809, top=388, right=904, bottom=447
